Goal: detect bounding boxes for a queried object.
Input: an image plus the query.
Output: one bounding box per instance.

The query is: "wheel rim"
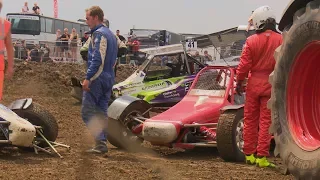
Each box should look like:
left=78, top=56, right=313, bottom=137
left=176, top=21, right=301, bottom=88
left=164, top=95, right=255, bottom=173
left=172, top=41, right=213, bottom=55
left=287, top=41, right=320, bottom=151
left=122, top=110, right=144, bottom=140
left=236, top=118, right=244, bottom=152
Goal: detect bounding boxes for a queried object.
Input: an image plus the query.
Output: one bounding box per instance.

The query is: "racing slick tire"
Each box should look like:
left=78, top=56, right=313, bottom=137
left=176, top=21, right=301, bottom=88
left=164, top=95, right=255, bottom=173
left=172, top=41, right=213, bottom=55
left=108, top=94, right=116, bottom=106
left=269, top=1, right=320, bottom=178
left=216, top=108, right=245, bottom=162
left=13, top=103, right=59, bottom=150
left=107, top=104, right=150, bottom=151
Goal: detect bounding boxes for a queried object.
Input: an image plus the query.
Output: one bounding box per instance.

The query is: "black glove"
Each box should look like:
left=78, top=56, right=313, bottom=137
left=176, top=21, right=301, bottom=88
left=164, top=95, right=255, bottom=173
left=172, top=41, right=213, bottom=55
left=80, top=51, right=88, bottom=61
left=236, top=81, right=244, bottom=96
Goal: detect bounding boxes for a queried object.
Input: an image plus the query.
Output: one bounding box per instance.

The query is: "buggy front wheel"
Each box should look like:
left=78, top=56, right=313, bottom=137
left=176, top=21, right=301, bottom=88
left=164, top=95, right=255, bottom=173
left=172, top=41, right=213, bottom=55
left=216, top=108, right=245, bottom=162
left=12, top=103, right=59, bottom=150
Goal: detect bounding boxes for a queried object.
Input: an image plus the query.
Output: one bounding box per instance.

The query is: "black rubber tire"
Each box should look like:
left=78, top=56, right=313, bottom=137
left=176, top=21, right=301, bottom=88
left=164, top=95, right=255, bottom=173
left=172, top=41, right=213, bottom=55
left=107, top=105, right=150, bottom=151
left=269, top=1, right=320, bottom=178
left=108, top=94, right=115, bottom=106
left=70, top=77, right=83, bottom=102
left=13, top=102, right=59, bottom=149
left=70, top=86, right=83, bottom=102
left=216, top=108, right=245, bottom=162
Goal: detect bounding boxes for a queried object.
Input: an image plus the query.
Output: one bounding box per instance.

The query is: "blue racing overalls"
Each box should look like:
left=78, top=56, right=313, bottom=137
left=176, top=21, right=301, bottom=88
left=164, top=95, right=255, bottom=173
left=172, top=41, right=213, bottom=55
left=81, top=24, right=118, bottom=142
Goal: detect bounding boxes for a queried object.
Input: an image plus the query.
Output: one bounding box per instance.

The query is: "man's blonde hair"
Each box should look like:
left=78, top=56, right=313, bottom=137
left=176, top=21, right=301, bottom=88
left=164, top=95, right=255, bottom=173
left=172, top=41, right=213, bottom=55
left=0, top=0, right=3, bottom=11
left=85, top=6, right=104, bottom=22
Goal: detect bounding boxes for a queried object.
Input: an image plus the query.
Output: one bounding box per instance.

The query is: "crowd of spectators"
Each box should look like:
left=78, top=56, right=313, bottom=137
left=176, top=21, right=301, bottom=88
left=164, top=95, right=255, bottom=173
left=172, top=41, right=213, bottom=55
left=17, top=2, right=142, bottom=64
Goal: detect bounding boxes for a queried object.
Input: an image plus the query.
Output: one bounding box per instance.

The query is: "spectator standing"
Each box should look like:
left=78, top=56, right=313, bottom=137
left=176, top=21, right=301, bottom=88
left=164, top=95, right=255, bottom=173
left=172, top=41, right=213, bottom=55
left=32, top=3, right=40, bottom=15
left=115, top=34, right=127, bottom=76
left=116, top=30, right=126, bottom=42
left=125, top=36, right=133, bottom=64
left=69, top=28, right=79, bottom=61
left=193, top=51, right=202, bottom=62
left=132, top=37, right=140, bottom=54
left=55, top=29, right=62, bottom=60
left=60, top=28, right=70, bottom=60
left=193, top=51, right=203, bottom=72
left=129, top=37, right=140, bottom=67
left=21, top=2, right=29, bottom=13
left=203, top=50, right=213, bottom=62
left=13, top=39, right=27, bottom=60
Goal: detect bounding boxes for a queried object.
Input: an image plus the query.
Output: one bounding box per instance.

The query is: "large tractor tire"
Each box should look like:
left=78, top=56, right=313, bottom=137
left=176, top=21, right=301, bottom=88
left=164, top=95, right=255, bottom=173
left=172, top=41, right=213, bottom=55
left=269, top=1, right=320, bottom=178
left=216, top=108, right=245, bottom=162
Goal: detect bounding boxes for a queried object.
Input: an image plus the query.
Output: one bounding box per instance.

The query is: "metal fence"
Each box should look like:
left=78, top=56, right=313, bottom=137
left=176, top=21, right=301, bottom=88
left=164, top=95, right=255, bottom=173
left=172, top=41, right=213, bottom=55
left=11, top=39, right=150, bottom=65
left=10, top=38, right=245, bottom=66
left=12, top=40, right=84, bottom=63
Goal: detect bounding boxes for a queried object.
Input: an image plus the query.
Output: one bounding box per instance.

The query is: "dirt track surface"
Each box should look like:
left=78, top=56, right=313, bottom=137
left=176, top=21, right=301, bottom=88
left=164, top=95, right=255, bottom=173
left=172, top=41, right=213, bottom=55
left=0, top=61, right=294, bottom=180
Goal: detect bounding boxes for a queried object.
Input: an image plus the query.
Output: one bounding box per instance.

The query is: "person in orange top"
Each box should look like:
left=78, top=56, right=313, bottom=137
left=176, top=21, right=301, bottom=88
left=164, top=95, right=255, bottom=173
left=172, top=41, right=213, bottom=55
left=0, top=0, right=14, bottom=100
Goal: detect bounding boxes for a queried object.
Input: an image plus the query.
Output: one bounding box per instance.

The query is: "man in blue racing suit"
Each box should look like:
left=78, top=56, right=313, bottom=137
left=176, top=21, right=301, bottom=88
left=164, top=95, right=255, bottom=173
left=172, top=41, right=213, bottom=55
left=82, top=6, right=118, bottom=154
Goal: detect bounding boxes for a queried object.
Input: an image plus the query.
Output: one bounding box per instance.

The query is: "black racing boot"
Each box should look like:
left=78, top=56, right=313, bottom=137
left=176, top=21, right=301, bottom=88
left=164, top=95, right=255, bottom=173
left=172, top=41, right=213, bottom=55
left=86, top=141, right=108, bottom=154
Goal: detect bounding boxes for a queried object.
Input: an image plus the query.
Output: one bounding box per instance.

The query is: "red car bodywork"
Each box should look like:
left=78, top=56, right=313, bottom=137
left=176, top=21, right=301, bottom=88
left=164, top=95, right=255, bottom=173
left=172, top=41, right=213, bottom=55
left=140, top=66, right=238, bottom=148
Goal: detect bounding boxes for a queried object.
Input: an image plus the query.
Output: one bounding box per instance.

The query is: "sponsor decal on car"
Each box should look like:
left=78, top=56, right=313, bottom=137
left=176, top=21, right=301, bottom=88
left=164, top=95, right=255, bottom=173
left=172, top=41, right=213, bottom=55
left=163, top=90, right=180, bottom=99
left=121, top=82, right=143, bottom=88
left=142, top=80, right=172, bottom=91
left=184, top=81, right=192, bottom=92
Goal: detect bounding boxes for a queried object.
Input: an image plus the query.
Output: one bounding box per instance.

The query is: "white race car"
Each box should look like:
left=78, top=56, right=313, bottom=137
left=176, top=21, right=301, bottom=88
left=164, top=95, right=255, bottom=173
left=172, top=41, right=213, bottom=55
left=1, top=98, right=69, bottom=158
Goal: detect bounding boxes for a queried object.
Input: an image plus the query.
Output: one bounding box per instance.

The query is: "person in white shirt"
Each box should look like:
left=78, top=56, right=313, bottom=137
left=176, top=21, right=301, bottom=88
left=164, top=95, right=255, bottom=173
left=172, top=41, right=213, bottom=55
left=21, top=2, right=29, bottom=13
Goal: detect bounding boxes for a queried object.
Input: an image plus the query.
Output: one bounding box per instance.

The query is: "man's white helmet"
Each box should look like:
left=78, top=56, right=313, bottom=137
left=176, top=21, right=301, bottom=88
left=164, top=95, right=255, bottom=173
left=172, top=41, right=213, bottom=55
left=251, top=5, right=276, bottom=30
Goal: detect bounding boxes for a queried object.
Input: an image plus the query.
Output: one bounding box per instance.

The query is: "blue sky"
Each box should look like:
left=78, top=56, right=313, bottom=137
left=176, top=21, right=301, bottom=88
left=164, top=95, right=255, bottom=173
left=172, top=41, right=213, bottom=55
left=2, top=0, right=291, bottom=35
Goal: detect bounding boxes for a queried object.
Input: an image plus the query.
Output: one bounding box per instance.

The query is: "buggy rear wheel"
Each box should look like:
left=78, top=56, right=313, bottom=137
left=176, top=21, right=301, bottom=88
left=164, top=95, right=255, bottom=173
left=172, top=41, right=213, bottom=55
left=12, top=103, right=59, bottom=149
left=216, top=108, right=245, bottom=162
left=107, top=105, right=150, bottom=151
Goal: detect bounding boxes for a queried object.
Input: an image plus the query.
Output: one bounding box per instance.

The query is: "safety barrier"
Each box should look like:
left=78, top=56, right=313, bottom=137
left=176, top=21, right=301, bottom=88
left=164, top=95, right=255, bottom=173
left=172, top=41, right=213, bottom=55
left=12, top=40, right=84, bottom=63
left=10, top=38, right=244, bottom=66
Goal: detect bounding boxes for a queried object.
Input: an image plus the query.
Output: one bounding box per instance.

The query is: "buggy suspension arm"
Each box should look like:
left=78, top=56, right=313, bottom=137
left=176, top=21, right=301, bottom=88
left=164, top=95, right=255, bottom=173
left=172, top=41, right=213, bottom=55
left=183, top=123, right=217, bottom=128
left=33, top=126, right=70, bottom=158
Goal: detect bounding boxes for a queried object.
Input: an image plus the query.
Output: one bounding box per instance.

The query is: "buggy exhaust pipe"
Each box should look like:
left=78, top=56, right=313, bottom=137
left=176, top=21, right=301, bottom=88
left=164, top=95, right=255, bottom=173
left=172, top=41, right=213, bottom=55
left=0, top=140, right=11, bottom=143
left=132, top=117, right=144, bottom=124
left=183, top=123, right=218, bottom=128
left=173, top=142, right=217, bottom=148
left=0, top=121, right=10, bottom=124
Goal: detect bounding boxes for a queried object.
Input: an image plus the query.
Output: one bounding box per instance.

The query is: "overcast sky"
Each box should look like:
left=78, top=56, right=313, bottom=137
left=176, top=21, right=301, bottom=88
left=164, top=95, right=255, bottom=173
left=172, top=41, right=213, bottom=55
left=2, top=0, right=291, bottom=35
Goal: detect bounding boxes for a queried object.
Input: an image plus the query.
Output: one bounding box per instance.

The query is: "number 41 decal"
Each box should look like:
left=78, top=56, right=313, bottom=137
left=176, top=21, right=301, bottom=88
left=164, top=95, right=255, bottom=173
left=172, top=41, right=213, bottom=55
left=186, top=39, right=197, bottom=49
left=188, top=41, right=195, bottom=48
